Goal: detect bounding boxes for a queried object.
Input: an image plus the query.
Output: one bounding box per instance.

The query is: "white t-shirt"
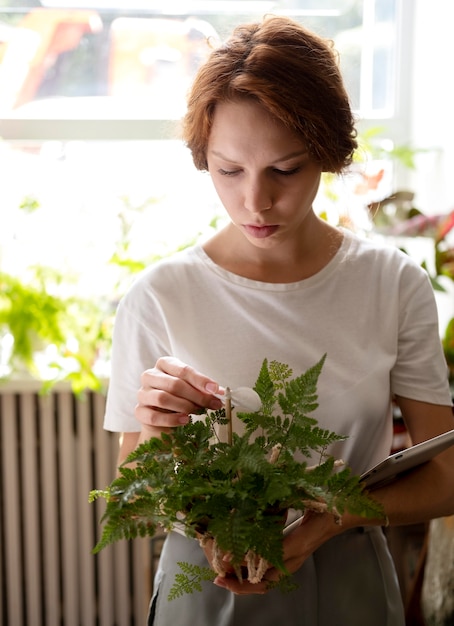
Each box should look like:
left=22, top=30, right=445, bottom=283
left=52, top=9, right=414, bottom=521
left=104, top=229, right=451, bottom=475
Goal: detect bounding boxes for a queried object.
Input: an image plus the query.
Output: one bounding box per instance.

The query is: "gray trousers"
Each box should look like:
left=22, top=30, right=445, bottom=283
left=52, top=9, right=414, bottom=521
left=148, top=527, right=405, bottom=626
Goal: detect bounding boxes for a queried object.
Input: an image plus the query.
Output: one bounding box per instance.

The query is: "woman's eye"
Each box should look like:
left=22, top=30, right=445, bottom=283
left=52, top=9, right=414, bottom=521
left=273, top=167, right=301, bottom=176
left=218, top=169, right=240, bottom=177
left=217, top=166, right=301, bottom=177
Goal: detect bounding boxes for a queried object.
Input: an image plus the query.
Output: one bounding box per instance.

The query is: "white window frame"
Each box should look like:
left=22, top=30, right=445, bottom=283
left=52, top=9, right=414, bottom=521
left=0, top=0, right=413, bottom=144
left=355, top=0, right=414, bottom=143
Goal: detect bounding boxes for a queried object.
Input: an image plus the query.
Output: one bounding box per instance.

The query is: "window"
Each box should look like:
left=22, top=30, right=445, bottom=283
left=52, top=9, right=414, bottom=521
left=0, top=0, right=407, bottom=137
left=0, top=0, right=412, bottom=381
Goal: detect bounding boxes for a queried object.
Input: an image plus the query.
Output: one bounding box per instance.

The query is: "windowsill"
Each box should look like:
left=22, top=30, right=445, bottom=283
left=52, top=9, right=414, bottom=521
left=0, top=118, right=179, bottom=141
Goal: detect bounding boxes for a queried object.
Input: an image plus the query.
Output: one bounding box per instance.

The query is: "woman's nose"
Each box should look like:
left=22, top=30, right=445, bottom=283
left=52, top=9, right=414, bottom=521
left=243, top=176, right=273, bottom=213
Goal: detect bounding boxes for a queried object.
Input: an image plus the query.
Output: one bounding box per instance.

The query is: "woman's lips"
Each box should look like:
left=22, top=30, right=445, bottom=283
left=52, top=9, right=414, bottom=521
left=243, top=224, right=279, bottom=238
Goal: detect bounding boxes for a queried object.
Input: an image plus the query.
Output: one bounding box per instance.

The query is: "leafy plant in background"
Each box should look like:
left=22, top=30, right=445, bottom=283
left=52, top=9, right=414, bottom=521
left=356, top=126, right=422, bottom=170
left=1, top=192, right=117, bottom=393
left=320, top=126, right=422, bottom=215
left=0, top=192, right=221, bottom=393
left=0, top=266, right=112, bottom=395
left=90, top=356, right=383, bottom=599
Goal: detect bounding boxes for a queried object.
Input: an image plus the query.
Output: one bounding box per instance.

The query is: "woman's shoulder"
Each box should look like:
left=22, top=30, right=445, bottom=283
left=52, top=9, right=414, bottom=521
left=344, top=229, right=427, bottom=275
left=128, top=245, right=205, bottom=291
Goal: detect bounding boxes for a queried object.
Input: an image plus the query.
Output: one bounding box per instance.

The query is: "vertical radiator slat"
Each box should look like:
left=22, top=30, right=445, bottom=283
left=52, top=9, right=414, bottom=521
left=76, top=393, right=97, bottom=626
left=39, top=392, right=62, bottom=626
left=93, top=392, right=118, bottom=626
left=58, top=391, right=80, bottom=626
left=132, top=536, right=153, bottom=621
left=1, top=393, right=24, bottom=625
left=20, top=392, right=43, bottom=625
left=115, top=540, right=133, bottom=624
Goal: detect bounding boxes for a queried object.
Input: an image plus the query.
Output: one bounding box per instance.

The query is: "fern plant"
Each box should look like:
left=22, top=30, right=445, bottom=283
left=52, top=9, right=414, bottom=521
left=90, top=355, right=383, bottom=597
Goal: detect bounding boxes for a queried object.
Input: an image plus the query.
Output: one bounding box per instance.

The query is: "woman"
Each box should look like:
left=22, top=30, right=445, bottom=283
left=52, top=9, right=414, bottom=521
left=104, top=16, right=454, bottom=626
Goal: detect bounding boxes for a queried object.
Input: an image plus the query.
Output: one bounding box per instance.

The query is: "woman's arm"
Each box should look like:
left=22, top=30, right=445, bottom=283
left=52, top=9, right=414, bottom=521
left=376, top=397, right=454, bottom=523
left=117, top=431, right=140, bottom=467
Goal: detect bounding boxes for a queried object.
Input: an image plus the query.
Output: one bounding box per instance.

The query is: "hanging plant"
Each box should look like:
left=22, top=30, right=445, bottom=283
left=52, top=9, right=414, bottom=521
left=89, top=355, right=383, bottom=598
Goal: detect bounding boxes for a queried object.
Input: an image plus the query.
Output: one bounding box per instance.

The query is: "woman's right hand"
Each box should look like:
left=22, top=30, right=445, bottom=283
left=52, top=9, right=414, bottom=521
left=135, top=356, right=223, bottom=436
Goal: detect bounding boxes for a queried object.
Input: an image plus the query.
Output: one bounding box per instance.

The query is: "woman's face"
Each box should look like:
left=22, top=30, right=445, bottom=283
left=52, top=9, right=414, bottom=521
left=206, top=99, right=322, bottom=250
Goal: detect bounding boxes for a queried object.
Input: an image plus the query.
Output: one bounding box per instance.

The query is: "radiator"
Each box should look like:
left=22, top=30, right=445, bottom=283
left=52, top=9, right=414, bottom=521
left=0, top=382, right=156, bottom=626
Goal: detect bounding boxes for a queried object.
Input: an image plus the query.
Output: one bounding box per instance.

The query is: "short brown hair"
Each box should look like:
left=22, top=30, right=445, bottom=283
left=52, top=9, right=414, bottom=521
left=182, top=15, right=357, bottom=174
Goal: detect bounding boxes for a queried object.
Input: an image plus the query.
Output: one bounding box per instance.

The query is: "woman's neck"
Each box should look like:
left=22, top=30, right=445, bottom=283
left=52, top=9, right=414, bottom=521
left=203, top=218, right=343, bottom=283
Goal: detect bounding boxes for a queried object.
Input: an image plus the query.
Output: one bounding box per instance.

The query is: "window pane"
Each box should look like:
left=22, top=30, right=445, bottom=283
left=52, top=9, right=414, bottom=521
left=0, top=0, right=397, bottom=121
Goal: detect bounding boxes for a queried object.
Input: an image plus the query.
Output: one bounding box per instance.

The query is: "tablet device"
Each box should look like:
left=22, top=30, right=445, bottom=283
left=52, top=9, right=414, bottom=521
left=360, top=428, right=454, bottom=488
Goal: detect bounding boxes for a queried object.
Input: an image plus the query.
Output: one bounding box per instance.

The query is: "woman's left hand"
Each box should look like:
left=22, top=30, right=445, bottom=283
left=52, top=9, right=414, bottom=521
left=212, top=510, right=345, bottom=595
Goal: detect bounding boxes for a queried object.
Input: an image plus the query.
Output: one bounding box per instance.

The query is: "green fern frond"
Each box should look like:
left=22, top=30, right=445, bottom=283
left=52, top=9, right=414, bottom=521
left=88, top=488, right=110, bottom=503
left=268, top=360, right=293, bottom=389
left=278, top=355, right=326, bottom=418
left=253, top=358, right=275, bottom=414
left=168, top=562, right=216, bottom=600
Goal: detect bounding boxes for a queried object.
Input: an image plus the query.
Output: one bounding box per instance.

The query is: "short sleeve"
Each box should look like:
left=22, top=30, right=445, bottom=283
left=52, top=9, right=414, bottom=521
left=103, top=289, right=171, bottom=433
left=391, top=265, right=451, bottom=405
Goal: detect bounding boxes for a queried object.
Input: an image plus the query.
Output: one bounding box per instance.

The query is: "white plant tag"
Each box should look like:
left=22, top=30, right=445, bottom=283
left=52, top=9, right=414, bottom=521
left=214, top=387, right=261, bottom=412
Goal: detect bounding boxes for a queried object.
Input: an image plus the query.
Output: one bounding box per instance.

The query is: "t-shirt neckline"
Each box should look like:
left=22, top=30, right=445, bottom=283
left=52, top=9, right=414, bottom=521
left=194, top=228, right=353, bottom=291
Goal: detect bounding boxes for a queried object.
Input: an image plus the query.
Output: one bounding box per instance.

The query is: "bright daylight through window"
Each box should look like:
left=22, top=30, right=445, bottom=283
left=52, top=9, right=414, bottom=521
left=0, top=0, right=403, bottom=385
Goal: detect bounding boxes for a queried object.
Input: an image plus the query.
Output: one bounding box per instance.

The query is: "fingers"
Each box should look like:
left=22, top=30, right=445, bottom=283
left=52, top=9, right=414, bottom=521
left=134, top=402, right=187, bottom=429
left=213, top=573, right=274, bottom=595
left=213, top=554, right=279, bottom=595
left=214, top=523, right=314, bottom=595
left=135, top=356, right=223, bottom=429
left=154, top=356, right=219, bottom=393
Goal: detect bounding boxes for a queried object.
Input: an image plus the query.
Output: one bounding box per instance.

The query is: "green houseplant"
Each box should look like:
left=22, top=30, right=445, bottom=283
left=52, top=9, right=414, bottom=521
left=90, top=356, right=383, bottom=598
left=0, top=266, right=112, bottom=394
left=0, top=192, right=221, bottom=394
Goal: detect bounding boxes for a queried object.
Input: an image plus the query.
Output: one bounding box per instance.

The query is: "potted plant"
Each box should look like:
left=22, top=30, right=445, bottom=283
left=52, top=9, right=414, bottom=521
left=90, top=356, right=383, bottom=599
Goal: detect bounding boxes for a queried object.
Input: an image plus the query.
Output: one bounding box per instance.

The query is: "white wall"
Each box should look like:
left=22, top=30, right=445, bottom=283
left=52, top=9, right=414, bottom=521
left=411, top=0, right=454, bottom=215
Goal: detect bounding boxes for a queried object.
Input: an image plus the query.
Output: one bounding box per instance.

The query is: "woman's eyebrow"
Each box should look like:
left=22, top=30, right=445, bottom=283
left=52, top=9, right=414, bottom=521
left=209, top=150, right=238, bottom=163
left=209, top=149, right=309, bottom=163
left=272, top=149, right=309, bottom=164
